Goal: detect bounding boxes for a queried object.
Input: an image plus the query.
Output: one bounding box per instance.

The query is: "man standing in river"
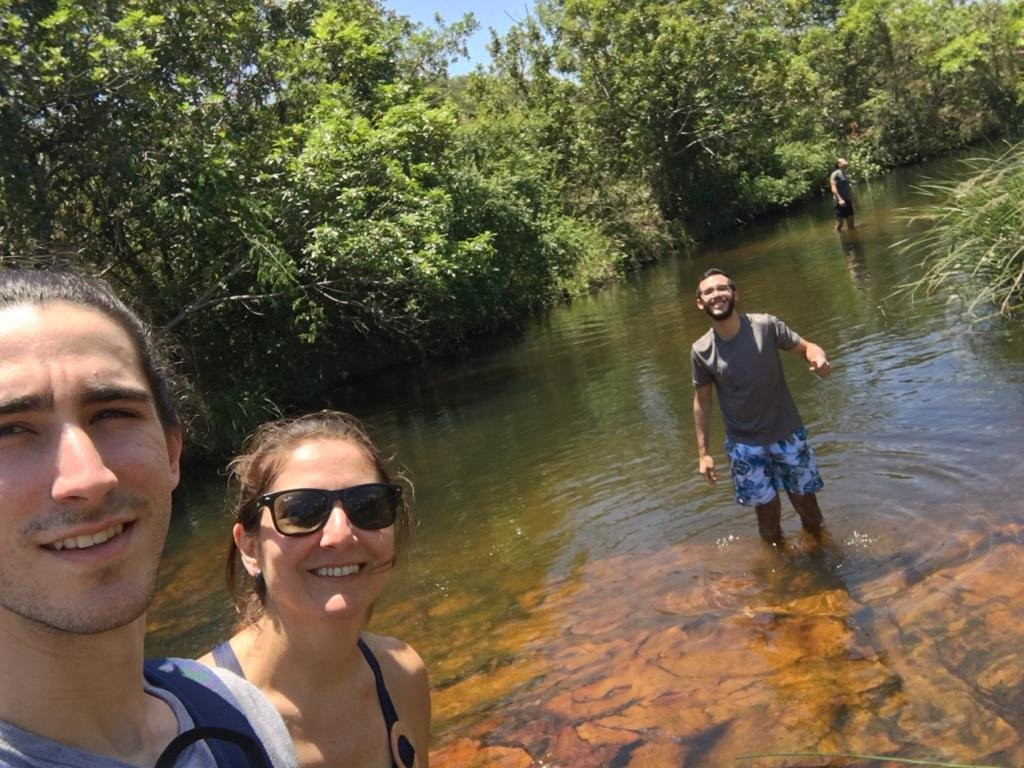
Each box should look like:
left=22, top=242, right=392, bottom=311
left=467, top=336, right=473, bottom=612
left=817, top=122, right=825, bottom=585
left=830, top=157, right=855, bottom=231
left=691, top=268, right=831, bottom=544
left=0, top=268, right=296, bottom=767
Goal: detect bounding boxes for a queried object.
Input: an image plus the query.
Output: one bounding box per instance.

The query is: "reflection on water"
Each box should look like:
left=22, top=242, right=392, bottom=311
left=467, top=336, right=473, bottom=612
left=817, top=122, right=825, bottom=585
left=147, top=152, right=1024, bottom=766
left=838, top=229, right=869, bottom=286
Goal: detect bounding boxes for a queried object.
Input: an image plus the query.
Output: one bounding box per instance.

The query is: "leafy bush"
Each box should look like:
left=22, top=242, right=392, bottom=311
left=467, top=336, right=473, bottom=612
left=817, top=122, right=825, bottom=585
left=898, top=141, right=1024, bottom=317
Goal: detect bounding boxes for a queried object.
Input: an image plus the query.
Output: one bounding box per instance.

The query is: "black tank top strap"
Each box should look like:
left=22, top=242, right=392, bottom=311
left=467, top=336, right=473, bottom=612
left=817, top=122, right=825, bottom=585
left=357, top=637, right=418, bottom=768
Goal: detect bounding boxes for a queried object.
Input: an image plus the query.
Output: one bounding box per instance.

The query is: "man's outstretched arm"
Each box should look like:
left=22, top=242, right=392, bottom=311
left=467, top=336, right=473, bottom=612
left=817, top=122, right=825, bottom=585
left=693, top=383, right=718, bottom=484
left=789, top=338, right=832, bottom=379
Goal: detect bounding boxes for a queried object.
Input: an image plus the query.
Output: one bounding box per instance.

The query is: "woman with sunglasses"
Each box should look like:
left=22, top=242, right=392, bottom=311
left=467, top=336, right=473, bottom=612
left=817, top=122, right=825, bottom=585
left=200, top=411, right=429, bottom=768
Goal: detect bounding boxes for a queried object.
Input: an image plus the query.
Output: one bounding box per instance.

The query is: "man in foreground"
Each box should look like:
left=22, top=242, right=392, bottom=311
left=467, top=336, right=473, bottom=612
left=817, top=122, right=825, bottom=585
left=0, top=269, right=296, bottom=767
left=691, top=268, right=831, bottom=544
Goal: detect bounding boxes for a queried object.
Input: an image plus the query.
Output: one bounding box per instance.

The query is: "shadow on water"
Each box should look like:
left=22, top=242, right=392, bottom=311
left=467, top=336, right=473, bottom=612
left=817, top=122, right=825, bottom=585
left=147, top=152, right=1024, bottom=766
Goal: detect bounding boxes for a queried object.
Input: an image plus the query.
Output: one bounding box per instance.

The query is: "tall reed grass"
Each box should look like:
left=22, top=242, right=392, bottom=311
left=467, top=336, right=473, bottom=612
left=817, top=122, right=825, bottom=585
left=897, top=142, right=1024, bottom=318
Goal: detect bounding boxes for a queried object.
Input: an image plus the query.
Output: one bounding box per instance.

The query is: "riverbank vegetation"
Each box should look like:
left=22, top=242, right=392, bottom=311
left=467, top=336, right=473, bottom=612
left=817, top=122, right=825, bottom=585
left=901, top=142, right=1024, bottom=317
left=2, top=0, right=1021, bottom=459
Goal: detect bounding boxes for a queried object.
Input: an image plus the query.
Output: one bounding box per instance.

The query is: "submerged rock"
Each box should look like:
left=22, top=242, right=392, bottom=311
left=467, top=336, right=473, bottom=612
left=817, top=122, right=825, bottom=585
left=429, top=518, right=1024, bottom=766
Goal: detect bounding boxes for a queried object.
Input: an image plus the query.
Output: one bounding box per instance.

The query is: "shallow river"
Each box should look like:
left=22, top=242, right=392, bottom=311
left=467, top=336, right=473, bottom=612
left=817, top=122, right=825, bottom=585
left=147, top=153, right=1024, bottom=767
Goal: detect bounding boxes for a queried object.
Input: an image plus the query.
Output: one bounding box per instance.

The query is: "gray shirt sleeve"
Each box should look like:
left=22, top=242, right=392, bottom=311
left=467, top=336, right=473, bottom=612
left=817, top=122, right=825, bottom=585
left=211, top=668, right=298, bottom=768
left=691, top=329, right=715, bottom=388
left=767, top=314, right=801, bottom=350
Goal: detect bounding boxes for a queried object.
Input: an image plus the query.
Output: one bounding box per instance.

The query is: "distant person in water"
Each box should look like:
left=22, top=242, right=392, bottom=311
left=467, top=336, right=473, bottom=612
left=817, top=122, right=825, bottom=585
left=690, top=269, right=832, bottom=544
left=201, top=410, right=430, bottom=768
left=830, top=158, right=855, bottom=231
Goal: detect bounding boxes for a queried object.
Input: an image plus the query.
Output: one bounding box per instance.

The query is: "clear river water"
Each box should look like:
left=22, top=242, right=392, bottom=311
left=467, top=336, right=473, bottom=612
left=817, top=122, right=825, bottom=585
left=147, top=152, right=1024, bottom=768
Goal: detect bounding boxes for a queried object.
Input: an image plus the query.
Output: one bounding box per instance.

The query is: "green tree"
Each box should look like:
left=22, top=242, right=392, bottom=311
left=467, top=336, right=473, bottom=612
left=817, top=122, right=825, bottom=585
left=806, top=0, right=1022, bottom=167
left=1, top=0, right=657, bottom=457
left=518, top=0, right=833, bottom=229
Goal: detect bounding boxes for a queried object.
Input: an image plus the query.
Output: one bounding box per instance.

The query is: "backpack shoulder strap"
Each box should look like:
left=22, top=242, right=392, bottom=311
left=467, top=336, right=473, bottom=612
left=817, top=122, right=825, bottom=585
left=144, top=658, right=274, bottom=768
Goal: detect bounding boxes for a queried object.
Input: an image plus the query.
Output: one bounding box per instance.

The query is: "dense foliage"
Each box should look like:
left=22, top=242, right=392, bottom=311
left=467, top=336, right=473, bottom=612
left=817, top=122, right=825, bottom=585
left=486, top=0, right=1024, bottom=230
left=899, top=142, right=1024, bottom=317
left=1, top=0, right=1021, bottom=457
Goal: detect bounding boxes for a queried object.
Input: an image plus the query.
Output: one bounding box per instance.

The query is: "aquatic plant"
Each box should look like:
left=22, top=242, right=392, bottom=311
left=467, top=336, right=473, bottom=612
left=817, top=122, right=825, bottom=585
left=897, top=142, right=1024, bottom=318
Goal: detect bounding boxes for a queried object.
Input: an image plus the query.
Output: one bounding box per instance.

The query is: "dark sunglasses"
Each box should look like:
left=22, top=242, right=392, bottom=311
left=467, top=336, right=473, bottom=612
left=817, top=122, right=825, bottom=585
left=254, top=483, right=402, bottom=536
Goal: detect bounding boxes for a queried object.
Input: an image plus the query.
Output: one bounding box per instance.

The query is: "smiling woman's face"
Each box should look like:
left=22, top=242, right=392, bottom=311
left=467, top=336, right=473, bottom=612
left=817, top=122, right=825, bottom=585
left=237, top=437, right=395, bottom=622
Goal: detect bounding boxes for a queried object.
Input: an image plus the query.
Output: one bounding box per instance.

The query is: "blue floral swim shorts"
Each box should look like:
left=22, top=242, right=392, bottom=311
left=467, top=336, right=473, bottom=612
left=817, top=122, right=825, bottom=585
left=724, top=427, right=824, bottom=507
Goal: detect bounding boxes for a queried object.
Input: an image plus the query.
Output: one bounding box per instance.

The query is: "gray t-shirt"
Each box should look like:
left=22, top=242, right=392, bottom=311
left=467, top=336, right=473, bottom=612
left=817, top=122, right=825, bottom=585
left=691, top=313, right=804, bottom=445
left=0, top=660, right=296, bottom=768
left=830, top=168, right=852, bottom=201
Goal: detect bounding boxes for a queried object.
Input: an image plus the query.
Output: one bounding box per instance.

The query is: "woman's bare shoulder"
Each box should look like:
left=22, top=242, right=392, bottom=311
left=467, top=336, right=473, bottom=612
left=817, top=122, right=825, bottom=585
left=362, top=631, right=427, bottom=679
left=362, top=631, right=431, bottom=764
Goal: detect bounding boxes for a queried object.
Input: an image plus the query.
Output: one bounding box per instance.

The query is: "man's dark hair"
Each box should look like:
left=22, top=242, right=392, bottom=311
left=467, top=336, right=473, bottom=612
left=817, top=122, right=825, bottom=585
left=0, top=268, right=186, bottom=429
left=696, top=268, right=736, bottom=298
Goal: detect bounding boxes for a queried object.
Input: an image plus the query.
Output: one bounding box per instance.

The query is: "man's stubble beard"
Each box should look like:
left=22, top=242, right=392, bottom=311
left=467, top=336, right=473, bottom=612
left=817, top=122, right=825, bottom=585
left=704, top=299, right=735, bottom=321
left=0, top=493, right=169, bottom=635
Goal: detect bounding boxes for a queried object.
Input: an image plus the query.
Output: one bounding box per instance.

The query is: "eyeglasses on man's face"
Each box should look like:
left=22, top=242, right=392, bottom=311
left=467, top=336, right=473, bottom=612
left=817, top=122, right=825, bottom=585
left=698, top=282, right=735, bottom=298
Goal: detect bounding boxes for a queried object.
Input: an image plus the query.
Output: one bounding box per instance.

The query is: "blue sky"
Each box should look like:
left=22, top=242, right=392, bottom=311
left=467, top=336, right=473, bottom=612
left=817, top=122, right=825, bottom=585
left=382, top=2, right=534, bottom=74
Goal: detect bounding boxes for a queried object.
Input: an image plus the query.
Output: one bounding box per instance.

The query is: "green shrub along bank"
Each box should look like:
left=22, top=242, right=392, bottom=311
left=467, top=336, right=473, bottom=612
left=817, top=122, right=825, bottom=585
left=900, top=141, right=1024, bottom=317
left=1, top=0, right=1021, bottom=460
